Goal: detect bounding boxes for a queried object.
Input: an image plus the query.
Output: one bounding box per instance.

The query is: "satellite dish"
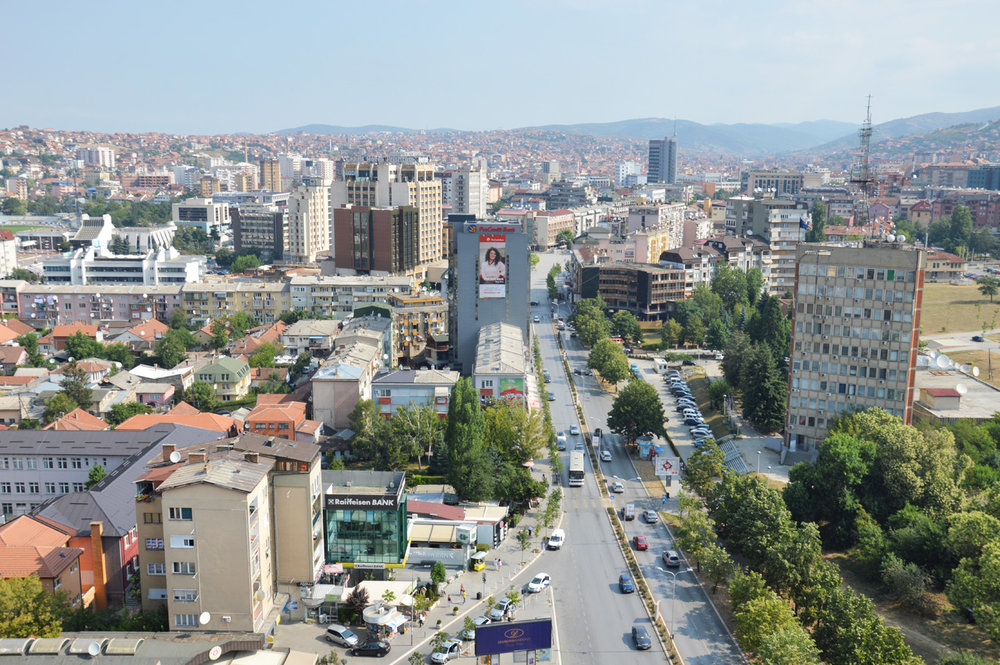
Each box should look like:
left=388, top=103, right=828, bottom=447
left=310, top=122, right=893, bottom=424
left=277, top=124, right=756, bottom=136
left=935, top=355, right=949, bottom=369
left=973, top=367, right=981, bottom=377
left=928, top=350, right=939, bottom=360
left=169, top=451, right=182, bottom=463
left=209, top=646, right=223, bottom=661
left=887, top=234, right=896, bottom=242
left=916, top=356, right=930, bottom=367
left=956, top=383, right=968, bottom=395
left=87, top=642, right=102, bottom=657
left=960, top=364, right=972, bottom=373
left=897, top=234, right=906, bottom=243
left=199, top=611, right=211, bottom=625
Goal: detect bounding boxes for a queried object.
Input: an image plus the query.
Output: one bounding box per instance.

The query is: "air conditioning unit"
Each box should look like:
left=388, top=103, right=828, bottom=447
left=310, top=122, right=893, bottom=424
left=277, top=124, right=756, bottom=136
left=879, top=379, right=885, bottom=384
left=821, top=373, right=826, bottom=377
left=833, top=354, right=838, bottom=359
left=826, top=393, right=832, bottom=397
left=823, top=335, right=828, bottom=339
left=222, top=616, right=232, bottom=623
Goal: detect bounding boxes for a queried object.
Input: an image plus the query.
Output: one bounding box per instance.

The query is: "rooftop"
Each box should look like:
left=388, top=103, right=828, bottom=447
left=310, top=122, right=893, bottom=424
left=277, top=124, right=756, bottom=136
left=915, top=367, right=1000, bottom=421
left=474, top=322, right=526, bottom=375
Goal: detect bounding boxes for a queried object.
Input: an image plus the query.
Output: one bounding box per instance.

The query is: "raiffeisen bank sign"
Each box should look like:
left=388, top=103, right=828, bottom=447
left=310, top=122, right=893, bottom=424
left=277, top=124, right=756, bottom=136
left=324, top=494, right=398, bottom=510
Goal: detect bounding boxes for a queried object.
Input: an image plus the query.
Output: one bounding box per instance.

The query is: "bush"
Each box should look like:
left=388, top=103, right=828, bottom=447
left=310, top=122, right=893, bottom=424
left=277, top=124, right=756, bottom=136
left=881, top=553, right=933, bottom=614
left=430, top=561, right=447, bottom=585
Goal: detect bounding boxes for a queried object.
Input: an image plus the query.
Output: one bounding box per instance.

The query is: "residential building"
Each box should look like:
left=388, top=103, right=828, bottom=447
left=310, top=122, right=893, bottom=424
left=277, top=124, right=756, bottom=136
left=371, top=369, right=459, bottom=419
left=171, top=198, right=230, bottom=235
left=112, top=318, right=169, bottom=352
left=647, top=137, right=678, bottom=184
left=135, top=383, right=176, bottom=407
left=42, top=246, right=203, bottom=286
left=386, top=291, right=448, bottom=364
left=742, top=170, right=807, bottom=196
left=748, top=199, right=809, bottom=295
left=472, top=323, right=528, bottom=406
left=544, top=181, right=593, bottom=210
left=446, top=216, right=531, bottom=374
left=452, top=162, right=489, bottom=219
left=16, top=284, right=183, bottom=326
left=924, top=248, right=966, bottom=282
left=286, top=184, right=330, bottom=264
left=616, top=161, right=643, bottom=187
left=626, top=203, right=686, bottom=250
left=311, top=341, right=381, bottom=429
left=113, top=223, right=177, bottom=254
left=287, top=274, right=412, bottom=317
left=0, top=523, right=84, bottom=608
left=259, top=159, right=282, bottom=192
left=129, top=364, right=196, bottom=394
left=332, top=205, right=421, bottom=275
left=76, top=146, right=115, bottom=169
left=42, top=408, right=108, bottom=432
left=231, top=203, right=287, bottom=262
left=579, top=262, right=685, bottom=320
left=531, top=209, right=576, bottom=248
left=194, top=357, right=251, bottom=402
left=244, top=395, right=322, bottom=442
left=969, top=164, right=1000, bottom=190
left=0, top=280, right=24, bottom=316
left=280, top=319, right=342, bottom=357
left=785, top=242, right=925, bottom=457
left=0, top=229, right=17, bottom=277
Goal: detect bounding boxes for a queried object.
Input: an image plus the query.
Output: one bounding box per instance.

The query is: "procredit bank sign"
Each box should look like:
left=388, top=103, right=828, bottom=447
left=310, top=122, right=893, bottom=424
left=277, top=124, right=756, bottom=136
left=465, top=224, right=518, bottom=234
left=324, top=494, right=398, bottom=510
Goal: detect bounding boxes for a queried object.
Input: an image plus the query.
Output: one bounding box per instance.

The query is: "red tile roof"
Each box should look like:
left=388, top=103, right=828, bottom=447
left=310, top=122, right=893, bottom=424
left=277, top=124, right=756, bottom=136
left=116, top=413, right=241, bottom=434
left=0, top=545, right=83, bottom=578
left=52, top=322, right=98, bottom=338
left=406, top=500, right=465, bottom=521
left=0, top=319, right=34, bottom=336
left=42, top=408, right=108, bottom=431
left=924, top=388, right=961, bottom=397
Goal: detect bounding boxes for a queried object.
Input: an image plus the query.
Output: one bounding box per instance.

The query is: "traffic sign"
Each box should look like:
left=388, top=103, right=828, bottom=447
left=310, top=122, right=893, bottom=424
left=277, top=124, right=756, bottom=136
left=653, top=455, right=680, bottom=479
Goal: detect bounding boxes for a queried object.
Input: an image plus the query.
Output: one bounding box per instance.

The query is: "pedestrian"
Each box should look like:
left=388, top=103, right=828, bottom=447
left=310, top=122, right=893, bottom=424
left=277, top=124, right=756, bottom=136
left=528, top=526, right=533, bottom=537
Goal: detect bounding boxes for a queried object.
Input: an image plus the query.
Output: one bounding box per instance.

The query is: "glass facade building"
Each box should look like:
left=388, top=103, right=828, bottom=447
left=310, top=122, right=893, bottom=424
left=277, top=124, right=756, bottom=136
left=322, top=470, right=408, bottom=568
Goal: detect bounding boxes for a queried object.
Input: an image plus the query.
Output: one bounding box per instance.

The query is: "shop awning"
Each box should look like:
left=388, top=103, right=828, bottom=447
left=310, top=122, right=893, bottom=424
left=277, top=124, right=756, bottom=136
left=409, top=522, right=462, bottom=544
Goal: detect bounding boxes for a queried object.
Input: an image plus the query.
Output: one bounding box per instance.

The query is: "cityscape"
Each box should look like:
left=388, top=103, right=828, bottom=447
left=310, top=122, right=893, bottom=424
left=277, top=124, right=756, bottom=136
left=2, top=3, right=1000, bottom=665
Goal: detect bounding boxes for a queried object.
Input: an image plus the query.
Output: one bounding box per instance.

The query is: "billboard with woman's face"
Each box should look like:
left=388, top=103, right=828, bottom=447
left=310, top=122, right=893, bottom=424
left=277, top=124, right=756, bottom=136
left=479, top=234, right=507, bottom=299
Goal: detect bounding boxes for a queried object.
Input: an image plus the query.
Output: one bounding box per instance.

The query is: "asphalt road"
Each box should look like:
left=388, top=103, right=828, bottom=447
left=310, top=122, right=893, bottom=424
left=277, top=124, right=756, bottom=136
left=532, top=251, right=745, bottom=665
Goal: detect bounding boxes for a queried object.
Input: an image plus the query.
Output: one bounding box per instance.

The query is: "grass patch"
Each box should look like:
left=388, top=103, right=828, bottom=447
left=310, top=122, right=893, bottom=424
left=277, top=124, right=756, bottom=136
left=686, top=373, right=731, bottom=440
left=921, top=283, right=1000, bottom=335
left=0, top=224, right=46, bottom=233
left=944, top=349, right=1000, bottom=389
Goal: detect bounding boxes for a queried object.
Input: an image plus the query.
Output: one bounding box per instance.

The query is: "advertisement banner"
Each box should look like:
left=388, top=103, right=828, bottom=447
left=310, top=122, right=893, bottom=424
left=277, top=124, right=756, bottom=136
left=479, top=233, right=507, bottom=299
left=498, top=377, right=526, bottom=407
left=476, top=619, right=552, bottom=656
left=653, top=455, right=680, bottom=479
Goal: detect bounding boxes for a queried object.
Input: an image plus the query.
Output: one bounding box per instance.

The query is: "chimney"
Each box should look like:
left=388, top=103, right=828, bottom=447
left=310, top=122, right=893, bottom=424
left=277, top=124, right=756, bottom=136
left=161, top=443, right=176, bottom=463
left=244, top=452, right=259, bottom=464
left=90, top=521, right=108, bottom=610
left=189, top=451, right=206, bottom=463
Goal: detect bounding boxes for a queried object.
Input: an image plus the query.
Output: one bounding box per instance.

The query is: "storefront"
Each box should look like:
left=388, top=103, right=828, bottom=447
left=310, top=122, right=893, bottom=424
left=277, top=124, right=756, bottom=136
left=322, top=470, right=409, bottom=572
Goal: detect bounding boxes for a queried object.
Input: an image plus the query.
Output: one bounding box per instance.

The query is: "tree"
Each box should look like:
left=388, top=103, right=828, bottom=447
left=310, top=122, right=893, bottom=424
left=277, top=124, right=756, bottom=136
left=7, top=267, right=40, bottom=283
left=660, top=318, right=682, bottom=348
left=231, top=254, right=261, bottom=272
left=483, top=401, right=546, bottom=465
left=610, top=311, right=642, bottom=344
left=556, top=229, right=575, bottom=246
left=946, top=510, right=1000, bottom=561
left=153, top=332, right=186, bottom=369
left=607, top=379, right=667, bottom=445
left=102, top=342, right=135, bottom=369
left=683, top=438, right=726, bottom=497
left=587, top=337, right=629, bottom=386
left=811, top=586, right=920, bottom=665
left=388, top=403, right=444, bottom=469
left=109, top=235, right=131, bottom=255
left=706, top=378, right=731, bottom=410
left=248, top=342, right=278, bottom=368
left=209, top=318, right=229, bottom=350
left=168, top=308, right=188, bottom=330
left=291, top=352, right=313, bottom=381
left=16, top=333, right=47, bottom=368
left=0, top=575, right=70, bottom=638
left=948, top=538, right=1000, bottom=641
left=183, top=381, right=216, bottom=411
left=575, top=311, right=611, bottom=348
left=711, top=264, right=749, bottom=312
left=740, top=344, right=786, bottom=433
left=1, top=197, right=27, bottom=216
left=230, top=311, right=259, bottom=338
left=746, top=268, right=764, bottom=307
left=430, top=562, right=447, bottom=586
left=345, top=585, right=370, bottom=618
left=347, top=399, right=384, bottom=462
left=86, top=465, right=107, bottom=489
left=44, top=392, right=77, bottom=423
left=65, top=331, right=103, bottom=361
left=60, top=362, right=93, bottom=411
left=683, top=314, right=705, bottom=347
left=106, top=402, right=151, bottom=427
left=516, top=528, right=531, bottom=564
left=756, top=623, right=821, bottom=665
left=445, top=378, right=493, bottom=500
left=733, top=589, right=796, bottom=654
left=806, top=200, right=827, bottom=243
left=978, top=275, right=1000, bottom=303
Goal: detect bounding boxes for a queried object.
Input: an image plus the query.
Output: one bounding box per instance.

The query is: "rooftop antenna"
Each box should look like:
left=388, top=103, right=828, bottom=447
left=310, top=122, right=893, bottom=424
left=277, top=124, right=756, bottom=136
left=851, top=95, right=875, bottom=231
left=673, top=117, right=677, bottom=137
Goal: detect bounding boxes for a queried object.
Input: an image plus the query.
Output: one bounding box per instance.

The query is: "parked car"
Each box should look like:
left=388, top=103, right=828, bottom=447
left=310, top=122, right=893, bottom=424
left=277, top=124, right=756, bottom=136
left=431, top=639, right=463, bottom=663
left=632, top=626, right=652, bottom=650
left=533, top=315, right=540, bottom=323
left=684, top=417, right=704, bottom=426
left=663, top=550, right=681, bottom=568
left=714, top=353, right=724, bottom=361
left=548, top=392, right=556, bottom=401
left=461, top=616, right=490, bottom=640
left=682, top=359, right=696, bottom=366
left=633, top=535, right=649, bottom=551
left=619, top=573, right=635, bottom=593
left=530, top=300, right=539, bottom=306
left=325, top=624, right=359, bottom=647
left=601, top=449, right=613, bottom=462
left=350, top=641, right=391, bottom=658
left=690, top=428, right=712, bottom=439
left=489, top=598, right=514, bottom=622
left=973, top=335, right=984, bottom=342
left=593, top=427, right=602, bottom=439
left=527, top=573, right=551, bottom=593
left=643, top=510, right=659, bottom=524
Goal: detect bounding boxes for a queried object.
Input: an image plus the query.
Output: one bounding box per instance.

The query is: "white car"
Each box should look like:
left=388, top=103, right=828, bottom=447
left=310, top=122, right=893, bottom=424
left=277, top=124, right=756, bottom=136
left=612, top=481, right=625, bottom=493
left=431, top=639, right=463, bottom=663
left=601, top=449, right=612, bottom=462
left=533, top=315, right=540, bottom=323
left=547, top=529, right=565, bottom=550
left=569, top=424, right=580, bottom=436
left=461, top=616, right=490, bottom=640
left=526, top=573, right=551, bottom=593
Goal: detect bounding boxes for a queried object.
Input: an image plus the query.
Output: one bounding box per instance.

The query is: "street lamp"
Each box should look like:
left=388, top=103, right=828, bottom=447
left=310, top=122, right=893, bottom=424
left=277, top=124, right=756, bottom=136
left=756, top=450, right=762, bottom=475
left=659, top=567, right=693, bottom=637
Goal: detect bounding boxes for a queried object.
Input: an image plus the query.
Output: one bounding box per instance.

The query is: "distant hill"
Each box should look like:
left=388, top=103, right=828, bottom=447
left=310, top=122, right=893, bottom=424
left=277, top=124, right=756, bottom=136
left=273, top=123, right=456, bottom=135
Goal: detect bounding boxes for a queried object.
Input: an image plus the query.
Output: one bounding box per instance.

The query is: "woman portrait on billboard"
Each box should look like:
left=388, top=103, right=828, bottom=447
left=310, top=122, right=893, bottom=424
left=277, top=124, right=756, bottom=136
left=480, top=246, right=506, bottom=283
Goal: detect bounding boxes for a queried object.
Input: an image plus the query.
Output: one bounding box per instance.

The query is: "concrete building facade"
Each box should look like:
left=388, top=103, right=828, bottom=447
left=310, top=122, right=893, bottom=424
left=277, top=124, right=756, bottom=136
left=647, top=137, right=678, bottom=184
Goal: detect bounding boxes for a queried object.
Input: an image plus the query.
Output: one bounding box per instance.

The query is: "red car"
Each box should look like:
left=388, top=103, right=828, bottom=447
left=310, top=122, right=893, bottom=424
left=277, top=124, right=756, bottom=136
left=632, top=535, right=649, bottom=551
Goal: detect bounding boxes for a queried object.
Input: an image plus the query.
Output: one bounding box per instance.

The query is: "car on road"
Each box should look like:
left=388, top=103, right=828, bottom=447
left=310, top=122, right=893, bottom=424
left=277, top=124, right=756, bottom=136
left=714, top=353, right=724, bottom=360
left=663, top=550, right=681, bottom=567
left=530, top=300, right=539, bottom=306
left=461, top=616, right=490, bottom=640
left=632, top=626, right=652, bottom=650
left=527, top=573, right=551, bottom=593
left=574, top=442, right=584, bottom=451
left=633, top=535, right=649, bottom=551
left=569, top=424, right=580, bottom=435
left=556, top=435, right=567, bottom=450
left=489, top=598, right=514, bottom=622
left=973, top=335, right=984, bottom=342
left=547, top=529, right=565, bottom=550
left=325, top=624, right=359, bottom=647
left=543, top=370, right=551, bottom=382
left=350, top=641, right=391, bottom=658
left=533, top=315, right=540, bottom=323
left=431, top=639, right=463, bottom=663
left=570, top=331, right=577, bottom=338
left=601, top=449, right=613, bottom=462
left=594, top=427, right=602, bottom=438
left=573, top=368, right=582, bottom=375
left=643, top=510, right=659, bottom=524
left=548, top=392, right=556, bottom=401
left=611, top=481, right=625, bottom=493
left=619, top=573, right=635, bottom=593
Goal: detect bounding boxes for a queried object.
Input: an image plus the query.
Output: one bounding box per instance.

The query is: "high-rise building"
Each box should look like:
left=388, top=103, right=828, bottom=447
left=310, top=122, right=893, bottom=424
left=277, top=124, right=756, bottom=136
left=332, top=205, right=420, bottom=274
left=616, top=161, right=643, bottom=186
left=171, top=198, right=230, bottom=235
left=446, top=214, right=530, bottom=374
left=785, top=242, right=925, bottom=457
left=330, top=162, right=443, bottom=265
left=76, top=146, right=116, bottom=170
left=452, top=162, right=488, bottom=219
left=748, top=199, right=809, bottom=295
left=287, top=184, right=330, bottom=264
left=647, top=137, right=678, bottom=185
left=232, top=203, right=287, bottom=262
left=259, top=159, right=282, bottom=192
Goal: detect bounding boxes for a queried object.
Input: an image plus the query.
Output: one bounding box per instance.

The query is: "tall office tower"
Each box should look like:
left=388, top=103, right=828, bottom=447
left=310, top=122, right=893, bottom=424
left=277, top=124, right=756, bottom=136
left=647, top=137, right=678, bottom=184
left=541, top=161, right=560, bottom=185
left=278, top=154, right=302, bottom=191
left=446, top=214, right=530, bottom=374
left=260, top=159, right=282, bottom=191
left=785, top=242, right=925, bottom=457
left=332, top=205, right=420, bottom=274
left=452, top=162, right=488, bottom=219
left=286, top=184, right=330, bottom=264
left=232, top=203, right=288, bottom=262
left=330, top=162, right=443, bottom=264
left=199, top=175, right=221, bottom=197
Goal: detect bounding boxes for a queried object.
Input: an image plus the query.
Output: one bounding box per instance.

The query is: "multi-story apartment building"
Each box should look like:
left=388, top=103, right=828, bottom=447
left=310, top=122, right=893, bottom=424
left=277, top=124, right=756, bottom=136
left=746, top=199, right=809, bottom=295
left=330, top=162, right=443, bottom=264
left=194, top=357, right=251, bottom=401
left=288, top=274, right=412, bottom=317
left=579, top=262, right=686, bottom=321
left=15, top=284, right=183, bottom=326
left=231, top=203, right=287, bottom=261
left=742, top=170, right=808, bottom=196
left=171, top=198, right=230, bottom=235
left=42, top=246, right=203, bottom=286
left=332, top=205, right=420, bottom=275
left=286, top=184, right=330, bottom=264
left=785, top=242, right=925, bottom=457
left=76, top=146, right=115, bottom=169
left=135, top=434, right=322, bottom=632
left=452, top=162, right=488, bottom=219
left=647, top=137, right=677, bottom=184
left=386, top=291, right=447, bottom=363
left=626, top=203, right=686, bottom=250
left=259, top=159, right=282, bottom=192
left=311, top=341, right=382, bottom=429
left=531, top=209, right=576, bottom=248
left=928, top=188, right=1000, bottom=229
left=371, top=369, right=459, bottom=419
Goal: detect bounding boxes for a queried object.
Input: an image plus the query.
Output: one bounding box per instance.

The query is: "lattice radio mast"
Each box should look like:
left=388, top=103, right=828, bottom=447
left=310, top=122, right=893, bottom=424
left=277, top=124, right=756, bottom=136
left=851, top=95, right=875, bottom=229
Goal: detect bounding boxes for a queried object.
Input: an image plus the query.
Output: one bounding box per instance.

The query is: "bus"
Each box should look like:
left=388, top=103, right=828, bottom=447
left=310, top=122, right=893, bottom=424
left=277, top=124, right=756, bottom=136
left=568, top=451, right=585, bottom=487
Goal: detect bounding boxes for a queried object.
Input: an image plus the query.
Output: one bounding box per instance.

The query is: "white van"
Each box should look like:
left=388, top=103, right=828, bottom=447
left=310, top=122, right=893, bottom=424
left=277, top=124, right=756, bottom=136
left=654, top=358, right=669, bottom=373
left=547, top=529, right=565, bottom=550
left=623, top=503, right=636, bottom=521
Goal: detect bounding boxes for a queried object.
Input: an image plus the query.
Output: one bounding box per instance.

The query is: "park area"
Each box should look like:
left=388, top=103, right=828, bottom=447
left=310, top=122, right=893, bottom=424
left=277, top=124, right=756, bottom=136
left=920, top=282, right=1000, bottom=335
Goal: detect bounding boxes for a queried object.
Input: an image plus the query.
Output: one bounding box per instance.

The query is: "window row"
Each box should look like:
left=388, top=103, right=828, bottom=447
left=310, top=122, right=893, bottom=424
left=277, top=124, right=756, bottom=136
left=0, top=482, right=83, bottom=494
left=790, top=383, right=903, bottom=402
left=796, top=321, right=909, bottom=341
left=799, top=264, right=917, bottom=282
left=0, top=456, right=106, bottom=470
left=791, top=361, right=902, bottom=380
left=797, top=302, right=914, bottom=322
left=797, top=282, right=916, bottom=303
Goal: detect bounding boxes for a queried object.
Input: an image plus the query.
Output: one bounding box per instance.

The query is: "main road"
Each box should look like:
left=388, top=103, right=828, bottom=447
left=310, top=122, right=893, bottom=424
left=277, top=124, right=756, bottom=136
left=531, top=251, right=745, bottom=665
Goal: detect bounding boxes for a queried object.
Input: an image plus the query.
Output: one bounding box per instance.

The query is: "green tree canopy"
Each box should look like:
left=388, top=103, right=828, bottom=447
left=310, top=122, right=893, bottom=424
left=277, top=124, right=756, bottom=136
left=445, top=378, right=493, bottom=500
left=153, top=331, right=187, bottom=369
left=183, top=381, right=216, bottom=411
left=59, top=362, right=93, bottom=411
left=44, top=392, right=77, bottom=424
left=587, top=337, right=630, bottom=386
left=610, top=310, right=642, bottom=344
left=607, top=379, right=667, bottom=444
left=978, top=275, right=1000, bottom=303
left=0, top=575, right=70, bottom=638
left=660, top=318, right=682, bottom=348
left=106, top=401, right=151, bottom=428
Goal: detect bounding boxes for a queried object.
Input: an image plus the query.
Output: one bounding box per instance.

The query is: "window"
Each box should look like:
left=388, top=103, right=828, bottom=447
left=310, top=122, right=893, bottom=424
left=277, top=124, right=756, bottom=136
left=45, top=483, right=56, bottom=494
left=71, top=457, right=83, bottom=469
left=169, top=507, right=192, bottom=521
left=54, top=577, right=62, bottom=590
left=147, top=563, right=166, bottom=575
left=0, top=458, right=7, bottom=470
left=56, top=457, right=68, bottom=469
left=145, top=538, right=164, bottom=550
left=14, top=483, right=25, bottom=494
left=172, top=561, right=195, bottom=575
left=0, top=503, right=10, bottom=514
left=28, top=482, right=38, bottom=494
left=173, top=589, right=198, bottom=602
left=170, top=535, right=195, bottom=549
left=148, top=588, right=167, bottom=600
left=11, top=458, right=23, bottom=470
left=58, top=482, right=69, bottom=493
left=26, top=458, right=36, bottom=470
left=143, top=512, right=162, bottom=524
left=175, top=614, right=198, bottom=627
left=0, top=483, right=9, bottom=494
left=42, top=457, right=54, bottom=469
left=72, top=483, right=85, bottom=492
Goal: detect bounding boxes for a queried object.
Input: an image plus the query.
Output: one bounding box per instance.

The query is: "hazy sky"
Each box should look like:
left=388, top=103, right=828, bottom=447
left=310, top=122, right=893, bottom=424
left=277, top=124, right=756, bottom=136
left=5, top=0, right=998, bottom=134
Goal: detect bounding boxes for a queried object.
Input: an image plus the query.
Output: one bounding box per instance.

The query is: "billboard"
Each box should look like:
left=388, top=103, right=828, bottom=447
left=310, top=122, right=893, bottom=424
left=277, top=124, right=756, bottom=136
left=479, top=233, right=507, bottom=299
left=653, top=455, right=680, bottom=479
left=498, top=377, right=526, bottom=407
left=475, top=618, right=552, bottom=656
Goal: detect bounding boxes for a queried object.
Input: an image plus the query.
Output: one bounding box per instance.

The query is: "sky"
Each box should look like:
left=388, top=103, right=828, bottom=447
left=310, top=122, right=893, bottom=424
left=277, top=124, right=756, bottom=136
left=4, top=0, right=1000, bottom=135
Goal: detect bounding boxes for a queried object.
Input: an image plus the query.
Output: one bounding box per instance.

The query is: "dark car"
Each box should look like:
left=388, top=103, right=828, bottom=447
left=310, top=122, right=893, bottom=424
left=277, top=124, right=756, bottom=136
left=973, top=335, right=984, bottom=342
left=530, top=300, right=539, bottom=306
left=619, top=573, right=635, bottom=593
left=681, top=359, right=696, bottom=366
left=350, top=641, right=391, bottom=657
left=632, top=626, right=652, bottom=650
